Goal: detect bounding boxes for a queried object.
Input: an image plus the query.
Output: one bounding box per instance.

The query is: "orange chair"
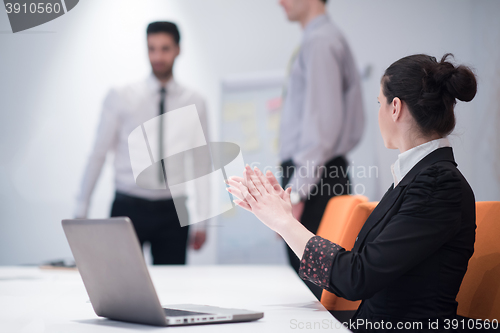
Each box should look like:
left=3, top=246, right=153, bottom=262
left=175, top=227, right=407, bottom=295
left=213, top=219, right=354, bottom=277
left=316, top=195, right=368, bottom=243
left=318, top=199, right=378, bottom=312
left=456, top=201, right=500, bottom=321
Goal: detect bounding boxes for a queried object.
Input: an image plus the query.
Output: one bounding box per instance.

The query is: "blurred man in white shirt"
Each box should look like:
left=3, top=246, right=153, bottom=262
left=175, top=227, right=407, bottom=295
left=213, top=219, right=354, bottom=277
left=75, top=22, right=209, bottom=264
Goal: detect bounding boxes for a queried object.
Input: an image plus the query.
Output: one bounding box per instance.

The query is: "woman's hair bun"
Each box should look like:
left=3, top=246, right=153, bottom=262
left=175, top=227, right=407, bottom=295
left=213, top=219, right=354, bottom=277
left=382, top=53, right=477, bottom=137
left=434, top=53, right=477, bottom=102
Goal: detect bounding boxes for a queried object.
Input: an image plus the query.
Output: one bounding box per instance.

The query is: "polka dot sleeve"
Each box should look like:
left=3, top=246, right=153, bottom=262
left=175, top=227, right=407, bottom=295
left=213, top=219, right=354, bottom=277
left=299, top=235, right=343, bottom=291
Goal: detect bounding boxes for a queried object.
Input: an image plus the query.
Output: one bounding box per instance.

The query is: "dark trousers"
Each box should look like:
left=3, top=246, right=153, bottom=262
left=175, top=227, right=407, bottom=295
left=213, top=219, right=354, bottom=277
left=110, top=192, right=189, bottom=265
left=281, top=155, right=351, bottom=299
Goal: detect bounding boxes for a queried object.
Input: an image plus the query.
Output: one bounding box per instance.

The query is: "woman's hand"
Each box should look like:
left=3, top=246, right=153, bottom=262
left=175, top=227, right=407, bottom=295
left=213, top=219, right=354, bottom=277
left=227, top=165, right=315, bottom=259
left=226, top=166, right=288, bottom=212
left=226, top=165, right=295, bottom=233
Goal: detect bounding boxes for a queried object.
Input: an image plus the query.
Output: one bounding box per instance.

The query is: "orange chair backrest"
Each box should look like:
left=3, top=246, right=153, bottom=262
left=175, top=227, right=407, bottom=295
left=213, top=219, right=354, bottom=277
left=317, top=197, right=379, bottom=311
left=316, top=195, right=368, bottom=245
left=456, top=201, right=500, bottom=321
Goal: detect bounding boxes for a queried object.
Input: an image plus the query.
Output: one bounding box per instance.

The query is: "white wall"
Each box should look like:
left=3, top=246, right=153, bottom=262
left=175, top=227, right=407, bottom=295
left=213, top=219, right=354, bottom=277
left=335, top=0, right=500, bottom=202
left=0, top=0, right=498, bottom=265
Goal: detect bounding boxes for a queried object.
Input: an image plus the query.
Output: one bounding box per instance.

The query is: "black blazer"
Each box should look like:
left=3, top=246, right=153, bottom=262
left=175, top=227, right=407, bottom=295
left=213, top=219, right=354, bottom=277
left=326, top=147, right=476, bottom=327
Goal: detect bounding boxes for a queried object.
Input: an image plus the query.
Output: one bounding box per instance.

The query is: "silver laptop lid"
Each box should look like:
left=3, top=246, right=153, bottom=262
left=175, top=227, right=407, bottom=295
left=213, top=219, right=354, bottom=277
left=62, top=217, right=167, bottom=326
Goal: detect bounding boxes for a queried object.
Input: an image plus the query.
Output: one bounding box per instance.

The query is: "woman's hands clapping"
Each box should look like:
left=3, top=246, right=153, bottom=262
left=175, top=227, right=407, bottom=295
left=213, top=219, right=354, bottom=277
left=226, top=165, right=295, bottom=233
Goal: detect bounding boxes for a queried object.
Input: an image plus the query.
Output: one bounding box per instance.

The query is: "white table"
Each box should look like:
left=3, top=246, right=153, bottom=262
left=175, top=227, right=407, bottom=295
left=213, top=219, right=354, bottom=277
left=0, top=265, right=350, bottom=332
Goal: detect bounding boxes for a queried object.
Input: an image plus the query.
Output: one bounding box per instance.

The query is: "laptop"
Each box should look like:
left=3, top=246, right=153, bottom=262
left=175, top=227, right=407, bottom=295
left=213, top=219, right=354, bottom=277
left=62, top=217, right=264, bottom=326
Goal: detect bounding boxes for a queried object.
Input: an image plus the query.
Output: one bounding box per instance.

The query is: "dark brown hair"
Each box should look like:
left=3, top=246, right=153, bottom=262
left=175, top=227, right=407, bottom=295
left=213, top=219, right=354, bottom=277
left=147, top=21, right=180, bottom=45
left=382, top=53, right=477, bottom=137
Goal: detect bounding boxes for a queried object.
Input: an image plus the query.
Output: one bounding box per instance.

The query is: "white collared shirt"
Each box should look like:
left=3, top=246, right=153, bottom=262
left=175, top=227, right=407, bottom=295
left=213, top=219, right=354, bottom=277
left=75, top=74, right=211, bottom=222
left=391, top=137, right=451, bottom=188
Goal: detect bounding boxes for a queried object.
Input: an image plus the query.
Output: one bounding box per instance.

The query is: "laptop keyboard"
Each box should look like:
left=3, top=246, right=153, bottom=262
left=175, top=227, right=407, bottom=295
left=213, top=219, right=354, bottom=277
left=163, top=308, right=212, bottom=317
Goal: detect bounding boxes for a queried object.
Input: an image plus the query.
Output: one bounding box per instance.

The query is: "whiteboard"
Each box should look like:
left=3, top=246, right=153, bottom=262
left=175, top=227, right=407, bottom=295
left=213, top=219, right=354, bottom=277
left=216, top=72, right=289, bottom=264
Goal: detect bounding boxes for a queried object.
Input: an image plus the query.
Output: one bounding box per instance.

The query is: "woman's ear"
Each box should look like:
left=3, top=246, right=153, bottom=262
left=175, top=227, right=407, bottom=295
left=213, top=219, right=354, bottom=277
left=392, top=97, right=402, bottom=122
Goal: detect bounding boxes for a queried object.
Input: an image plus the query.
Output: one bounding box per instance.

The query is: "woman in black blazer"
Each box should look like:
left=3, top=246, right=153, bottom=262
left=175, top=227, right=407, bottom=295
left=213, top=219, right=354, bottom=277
left=226, top=53, right=477, bottom=332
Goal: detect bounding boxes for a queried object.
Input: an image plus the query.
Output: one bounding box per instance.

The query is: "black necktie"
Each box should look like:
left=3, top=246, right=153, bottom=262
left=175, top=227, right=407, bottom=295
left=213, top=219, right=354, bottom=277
left=159, top=87, right=166, bottom=184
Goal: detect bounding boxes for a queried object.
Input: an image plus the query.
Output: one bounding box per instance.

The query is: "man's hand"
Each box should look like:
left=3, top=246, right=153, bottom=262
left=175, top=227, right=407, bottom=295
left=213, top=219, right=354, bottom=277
left=190, top=230, right=206, bottom=250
